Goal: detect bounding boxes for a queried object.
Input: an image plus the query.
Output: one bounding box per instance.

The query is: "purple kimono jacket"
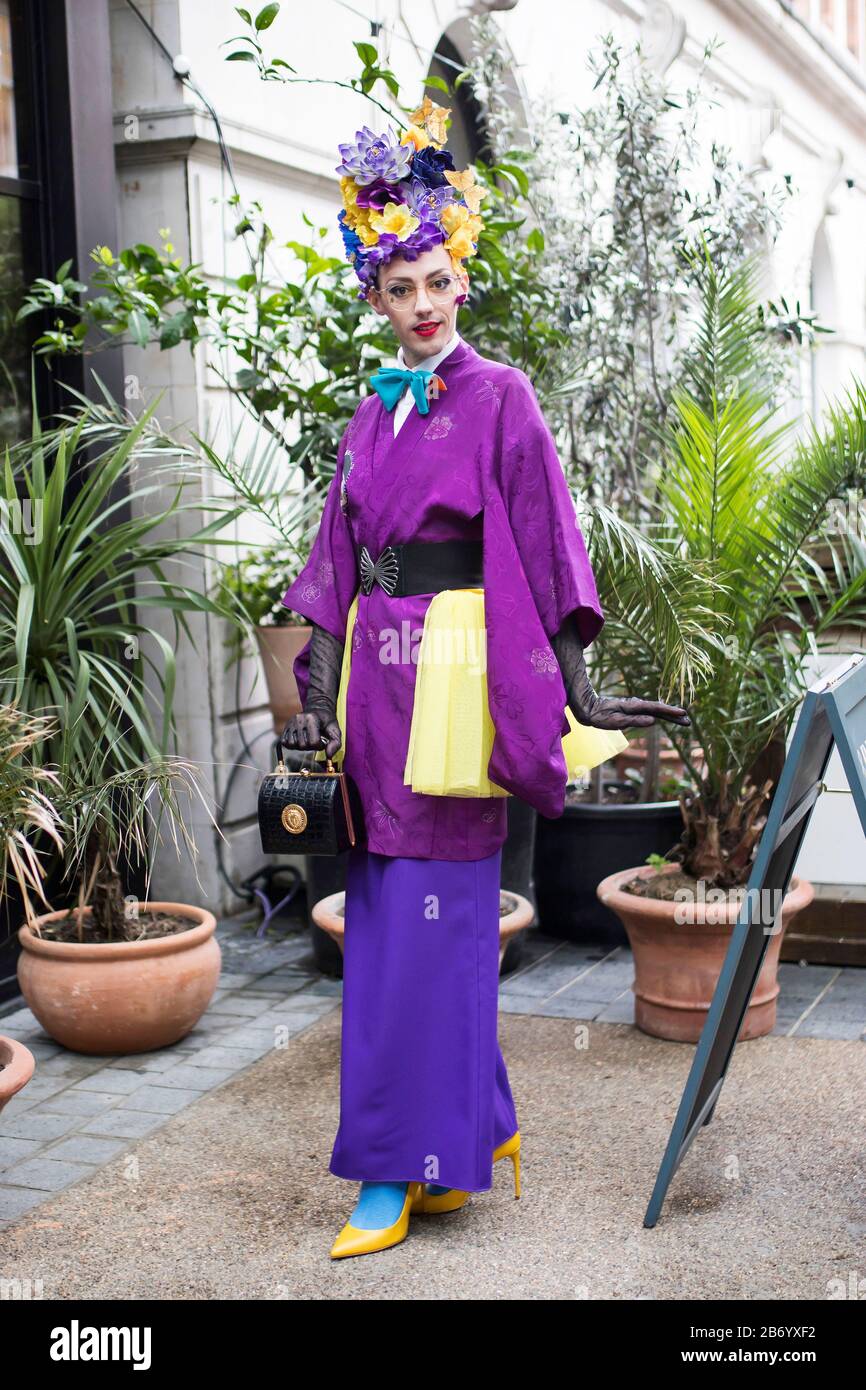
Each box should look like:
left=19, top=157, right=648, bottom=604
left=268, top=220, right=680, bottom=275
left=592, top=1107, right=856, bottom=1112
left=281, top=338, right=604, bottom=860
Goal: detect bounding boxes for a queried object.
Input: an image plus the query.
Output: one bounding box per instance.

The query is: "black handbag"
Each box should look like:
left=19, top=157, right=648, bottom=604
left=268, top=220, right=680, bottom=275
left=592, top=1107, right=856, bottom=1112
left=258, top=738, right=364, bottom=855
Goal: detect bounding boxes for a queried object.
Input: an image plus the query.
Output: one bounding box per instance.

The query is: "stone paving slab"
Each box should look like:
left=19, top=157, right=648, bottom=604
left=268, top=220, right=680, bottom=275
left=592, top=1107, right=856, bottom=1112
left=0, top=1009, right=861, bottom=1300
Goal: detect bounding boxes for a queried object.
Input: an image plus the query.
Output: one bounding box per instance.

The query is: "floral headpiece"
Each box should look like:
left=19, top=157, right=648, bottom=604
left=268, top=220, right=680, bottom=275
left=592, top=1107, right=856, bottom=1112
left=335, top=97, right=486, bottom=298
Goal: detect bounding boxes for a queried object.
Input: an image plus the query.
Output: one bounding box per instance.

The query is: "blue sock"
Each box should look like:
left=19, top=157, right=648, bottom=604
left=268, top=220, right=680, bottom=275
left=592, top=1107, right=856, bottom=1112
left=426, top=1185, right=452, bottom=1195
left=350, top=1181, right=409, bottom=1230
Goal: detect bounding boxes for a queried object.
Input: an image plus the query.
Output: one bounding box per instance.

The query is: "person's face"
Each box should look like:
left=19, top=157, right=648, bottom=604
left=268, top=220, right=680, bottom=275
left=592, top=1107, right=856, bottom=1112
left=366, top=245, right=469, bottom=366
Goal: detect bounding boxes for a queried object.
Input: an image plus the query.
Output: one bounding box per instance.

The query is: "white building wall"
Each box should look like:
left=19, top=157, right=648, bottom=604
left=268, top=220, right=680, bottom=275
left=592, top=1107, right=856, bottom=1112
left=107, top=0, right=866, bottom=910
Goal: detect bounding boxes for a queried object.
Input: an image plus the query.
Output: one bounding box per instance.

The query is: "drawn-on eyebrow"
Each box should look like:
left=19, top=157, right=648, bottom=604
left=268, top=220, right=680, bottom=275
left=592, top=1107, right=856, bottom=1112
left=384, top=270, right=452, bottom=287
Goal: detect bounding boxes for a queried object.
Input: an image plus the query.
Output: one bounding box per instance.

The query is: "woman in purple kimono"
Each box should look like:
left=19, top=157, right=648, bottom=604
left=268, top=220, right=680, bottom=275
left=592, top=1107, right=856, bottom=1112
left=281, top=110, right=689, bottom=1260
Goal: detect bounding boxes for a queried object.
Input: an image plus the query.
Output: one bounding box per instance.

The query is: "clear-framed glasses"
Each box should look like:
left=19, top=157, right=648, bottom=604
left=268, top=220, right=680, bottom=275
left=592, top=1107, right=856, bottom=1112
left=382, top=273, right=461, bottom=311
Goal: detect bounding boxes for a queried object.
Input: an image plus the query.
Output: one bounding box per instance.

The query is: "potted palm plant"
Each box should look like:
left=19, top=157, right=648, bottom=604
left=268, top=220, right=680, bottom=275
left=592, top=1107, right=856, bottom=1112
left=0, top=392, right=243, bottom=1054
left=597, top=255, right=866, bottom=1040
left=17, top=732, right=222, bottom=1056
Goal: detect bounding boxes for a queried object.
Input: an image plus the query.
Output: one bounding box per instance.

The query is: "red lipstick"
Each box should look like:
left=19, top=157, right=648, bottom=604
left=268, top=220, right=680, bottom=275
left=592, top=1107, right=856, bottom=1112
left=413, top=321, right=439, bottom=338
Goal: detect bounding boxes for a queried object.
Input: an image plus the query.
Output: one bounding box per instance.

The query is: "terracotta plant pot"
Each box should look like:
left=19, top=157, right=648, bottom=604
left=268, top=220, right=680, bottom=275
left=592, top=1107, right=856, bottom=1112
left=612, top=740, right=705, bottom=783
left=255, top=623, right=312, bottom=735
left=596, top=863, right=814, bottom=1042
left=17, top=902, right=221, bottom=1055
left=311, top=889, right=535, bottom=972
left=0, top=1035, right=36, bottom=1115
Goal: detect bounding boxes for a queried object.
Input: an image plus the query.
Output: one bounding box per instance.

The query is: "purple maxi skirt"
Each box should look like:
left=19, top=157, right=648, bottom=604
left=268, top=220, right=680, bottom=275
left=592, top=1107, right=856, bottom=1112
left=329, top=844, right=519, bottom=1193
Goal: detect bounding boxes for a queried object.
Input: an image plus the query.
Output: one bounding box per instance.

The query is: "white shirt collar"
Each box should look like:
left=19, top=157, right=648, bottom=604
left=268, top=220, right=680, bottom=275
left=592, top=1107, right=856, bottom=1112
left=396, top=328, right=461, bottom=375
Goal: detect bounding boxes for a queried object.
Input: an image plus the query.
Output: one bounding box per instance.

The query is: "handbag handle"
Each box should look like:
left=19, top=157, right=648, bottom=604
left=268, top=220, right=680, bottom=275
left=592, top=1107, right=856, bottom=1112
left=272, top=733, right=331, bottom=772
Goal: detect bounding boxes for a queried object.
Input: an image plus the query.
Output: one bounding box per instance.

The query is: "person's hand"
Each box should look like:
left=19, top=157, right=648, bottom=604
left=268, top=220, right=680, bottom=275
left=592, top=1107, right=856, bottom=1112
left=279, top=622, right=345, bottom=760
left=569, top=691, right=690, bottom=731
left=552, top=612, right=690, bottom=731
left=280, top=711, right=343, bottom=759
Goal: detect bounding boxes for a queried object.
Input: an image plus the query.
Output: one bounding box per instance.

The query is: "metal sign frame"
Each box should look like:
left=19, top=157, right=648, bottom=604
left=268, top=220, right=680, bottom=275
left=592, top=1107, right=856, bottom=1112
left=644, top=654, right=866, bottom=1228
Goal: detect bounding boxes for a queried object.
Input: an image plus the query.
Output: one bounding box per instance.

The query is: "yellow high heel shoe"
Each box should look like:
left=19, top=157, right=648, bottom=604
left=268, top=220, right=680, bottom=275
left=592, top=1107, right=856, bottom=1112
left=410, top=1131, right=522, bottom=1215
left=410, top=1183, right=470, bottom=1215
left=330, top=1181, right=423, bottom=1260
left=493, top=1130, right=521, bottom=1199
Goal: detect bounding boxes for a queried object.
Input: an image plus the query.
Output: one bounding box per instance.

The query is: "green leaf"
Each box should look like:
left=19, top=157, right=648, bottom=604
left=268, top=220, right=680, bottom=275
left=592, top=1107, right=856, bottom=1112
left=423, top=74, right=451, bottom=96
left=226, top=50, right=258, bottom=62
left=235, top=6, right=252, bottom=22
left=127, top=308, right=151, bottom=347
left=254, top=2, right=280, bottom=31
left=496, top=162, right=530, bottom=197
left=354, top=41, right=378, bottom=67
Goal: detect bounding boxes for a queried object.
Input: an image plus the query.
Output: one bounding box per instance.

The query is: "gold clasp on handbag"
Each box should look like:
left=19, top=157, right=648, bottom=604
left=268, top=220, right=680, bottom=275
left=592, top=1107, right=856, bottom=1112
left=273, top=756, right=337, bottom=776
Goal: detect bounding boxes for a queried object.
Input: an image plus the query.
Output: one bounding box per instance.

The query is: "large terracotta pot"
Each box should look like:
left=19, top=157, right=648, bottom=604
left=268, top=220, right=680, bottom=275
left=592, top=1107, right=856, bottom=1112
left=17, top=903, right=220, bottom=1055
left=255, top=623, right=312, bottom=735
left=311, top=889, right=535, bottom=972
left=597, top=864, right=814, bottom=1042
left=0, top=1035, right=35, bottom=1115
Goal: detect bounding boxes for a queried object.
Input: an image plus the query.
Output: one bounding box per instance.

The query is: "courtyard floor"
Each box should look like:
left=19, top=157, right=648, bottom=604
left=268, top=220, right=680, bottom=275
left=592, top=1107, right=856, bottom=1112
left=0, top=912, right=864, bottom=1298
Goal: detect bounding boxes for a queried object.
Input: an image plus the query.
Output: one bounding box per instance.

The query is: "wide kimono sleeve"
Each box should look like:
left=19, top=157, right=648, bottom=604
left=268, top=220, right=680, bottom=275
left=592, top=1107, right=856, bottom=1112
left=481, top=368, right=606, bottom=819
left=280, top=431, right=359, bottom=709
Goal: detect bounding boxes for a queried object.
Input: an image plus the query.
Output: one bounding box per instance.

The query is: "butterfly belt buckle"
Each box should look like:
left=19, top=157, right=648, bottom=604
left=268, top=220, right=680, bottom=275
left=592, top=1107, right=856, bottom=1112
left=359, top=543, right=401, bottom=596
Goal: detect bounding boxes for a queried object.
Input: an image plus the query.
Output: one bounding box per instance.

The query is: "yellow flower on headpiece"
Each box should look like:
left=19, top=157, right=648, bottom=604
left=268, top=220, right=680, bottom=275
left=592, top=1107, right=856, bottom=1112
left=340, top=175, right=382, bottom=243
left=340, top=176, right=367, bottom=228
left=369, top=201, right=421, bottom=242
left=444, top=167, right=488, bottom=215
left=444, top=225, right=477, bottom=260
left=440, top=203, right=469, bottom=235
left=340, top=175, right=359, bottom=212
left=400, top=124, right=430, bottom=152
left=410, top=96, right=451, bottom=148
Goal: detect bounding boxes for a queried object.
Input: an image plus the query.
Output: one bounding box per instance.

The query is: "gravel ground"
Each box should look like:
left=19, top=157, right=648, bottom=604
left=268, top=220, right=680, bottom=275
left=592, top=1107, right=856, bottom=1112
left=0, top=1011, right=863, bottom=1300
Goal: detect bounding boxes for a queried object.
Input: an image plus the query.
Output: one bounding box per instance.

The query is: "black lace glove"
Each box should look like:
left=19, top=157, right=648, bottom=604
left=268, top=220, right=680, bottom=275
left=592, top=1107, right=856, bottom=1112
left=552, top=611, right=691, bottom=730
left=280, top=622, right=345, bottom=758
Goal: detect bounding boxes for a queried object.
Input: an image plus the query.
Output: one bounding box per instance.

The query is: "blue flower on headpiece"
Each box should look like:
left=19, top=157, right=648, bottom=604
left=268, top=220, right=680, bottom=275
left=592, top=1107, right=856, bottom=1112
left=337, top=210, right=363, bottom=265
left=335, top=125, right=413, bottom=187
left=411, top=145, right=456, bottom=188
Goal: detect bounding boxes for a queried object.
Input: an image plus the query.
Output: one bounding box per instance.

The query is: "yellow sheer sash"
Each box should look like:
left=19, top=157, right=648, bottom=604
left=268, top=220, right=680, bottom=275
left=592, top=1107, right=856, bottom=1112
left=315, top=589, right=628, bottom=793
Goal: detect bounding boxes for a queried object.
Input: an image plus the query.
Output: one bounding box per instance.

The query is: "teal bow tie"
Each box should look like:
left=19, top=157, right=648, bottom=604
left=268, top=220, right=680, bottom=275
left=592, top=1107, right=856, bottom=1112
left=369, top=366, right=436, bottom=416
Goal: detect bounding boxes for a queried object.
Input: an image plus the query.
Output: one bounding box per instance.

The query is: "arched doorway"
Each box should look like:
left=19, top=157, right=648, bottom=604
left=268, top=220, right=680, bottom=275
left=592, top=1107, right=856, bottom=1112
left=423, top=17, right=527, bottom=168
left=425, top=32, right=488, bottom=167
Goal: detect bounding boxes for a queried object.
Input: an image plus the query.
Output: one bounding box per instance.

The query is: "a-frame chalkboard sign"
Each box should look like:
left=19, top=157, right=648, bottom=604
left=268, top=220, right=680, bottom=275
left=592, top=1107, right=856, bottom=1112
left=644, top=653, right=866, bottom=1228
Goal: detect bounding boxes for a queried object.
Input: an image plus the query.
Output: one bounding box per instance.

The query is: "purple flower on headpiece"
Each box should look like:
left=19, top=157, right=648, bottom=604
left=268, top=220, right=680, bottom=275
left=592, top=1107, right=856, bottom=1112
left=411, top=145, right=456, bottom=188
left=405, top=177, right=456, bottom=222
left=335, top=126, right=413, bottom=187
left=398, top=219, right=447, bottom=259
left=354, top=221, right=447, bottom=298
left=367, top=232, right=402, bottom=263
left=355, top=178, right=406, bottom=211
